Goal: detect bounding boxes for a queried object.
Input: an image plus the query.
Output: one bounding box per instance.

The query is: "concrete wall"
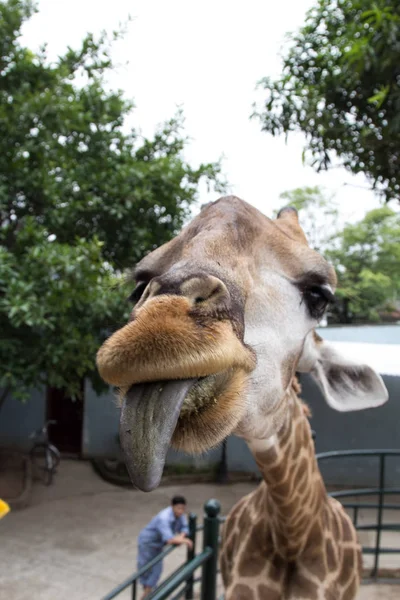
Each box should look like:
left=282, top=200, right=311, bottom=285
left=301, top=373, right=400, bottom=487
left=226, top=435, right=258, bottom=473
left=0, top=387, right=46, bottom=450
left=82, top=381, right=120, bottom=459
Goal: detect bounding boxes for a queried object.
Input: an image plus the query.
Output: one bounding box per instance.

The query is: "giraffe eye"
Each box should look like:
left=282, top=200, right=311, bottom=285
left=304, top=285, right=335, bottom=320
left=128, top=282, right=148, bottom=304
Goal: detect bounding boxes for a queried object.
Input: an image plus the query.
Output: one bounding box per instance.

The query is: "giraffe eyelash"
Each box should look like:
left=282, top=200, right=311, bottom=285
left=301, top=284, right=335, bottom=320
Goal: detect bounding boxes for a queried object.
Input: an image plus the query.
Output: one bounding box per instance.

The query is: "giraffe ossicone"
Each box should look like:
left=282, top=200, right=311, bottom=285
left=97, top=196, right=388, bottom=599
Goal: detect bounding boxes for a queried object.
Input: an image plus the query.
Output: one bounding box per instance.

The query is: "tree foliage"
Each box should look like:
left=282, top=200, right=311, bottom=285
left=256, top=0, right=400, bottom=202
left=326, top=207, right=400, bottom=322
left=0, top=226, right=125, bottom=399
left=0, top=0, right=224, bottom=401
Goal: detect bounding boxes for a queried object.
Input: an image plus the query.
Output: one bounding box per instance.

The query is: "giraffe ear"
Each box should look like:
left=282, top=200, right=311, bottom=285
left=297, top=333, right=388, bottom=412
left=275, top=206, right=308, bottom=245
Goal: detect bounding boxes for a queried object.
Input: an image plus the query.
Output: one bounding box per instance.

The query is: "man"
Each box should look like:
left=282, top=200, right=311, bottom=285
left=137, top=495, right=193, bottom=598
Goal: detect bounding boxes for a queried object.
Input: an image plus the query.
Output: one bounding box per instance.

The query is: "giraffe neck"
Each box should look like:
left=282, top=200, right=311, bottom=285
left=248, top=386, right=327, bottom=560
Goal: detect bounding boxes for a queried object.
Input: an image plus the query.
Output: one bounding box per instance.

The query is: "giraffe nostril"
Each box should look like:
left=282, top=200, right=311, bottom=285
left=181, top=275, right=229, bottom=307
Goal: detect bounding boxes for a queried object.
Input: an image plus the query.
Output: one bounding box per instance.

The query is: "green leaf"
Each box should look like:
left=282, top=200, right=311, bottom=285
left=367, top=85, right=390, bottom=108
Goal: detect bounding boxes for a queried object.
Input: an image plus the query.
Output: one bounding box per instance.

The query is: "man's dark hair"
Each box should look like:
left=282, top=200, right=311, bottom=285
left=172, top=495, right=187, bottom=506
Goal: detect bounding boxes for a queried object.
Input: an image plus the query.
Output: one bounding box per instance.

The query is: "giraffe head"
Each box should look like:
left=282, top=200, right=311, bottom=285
left=97, top=196, right=388, bottom=491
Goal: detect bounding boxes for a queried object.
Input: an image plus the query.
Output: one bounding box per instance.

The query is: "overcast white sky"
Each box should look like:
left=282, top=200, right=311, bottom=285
left=21, top=0, right=392, bottom=224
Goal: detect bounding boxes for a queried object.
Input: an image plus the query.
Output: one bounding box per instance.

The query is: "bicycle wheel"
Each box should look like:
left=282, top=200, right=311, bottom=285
left=30, top=443, right=49, bottom=484
left=44, top=447, right=60, bottom=486
left=48, top=444, right=61, bottom=471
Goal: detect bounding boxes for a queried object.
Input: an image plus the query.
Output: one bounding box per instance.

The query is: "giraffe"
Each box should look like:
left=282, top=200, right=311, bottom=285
left=96, top=196, right=388, bottom=599
left=219, top=378, right=363, bottom=600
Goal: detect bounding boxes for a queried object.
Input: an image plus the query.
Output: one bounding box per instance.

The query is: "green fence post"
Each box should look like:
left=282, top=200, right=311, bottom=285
left=200, top=499, right=221, bottom=600
left=185, top=512, right=197, bottom=599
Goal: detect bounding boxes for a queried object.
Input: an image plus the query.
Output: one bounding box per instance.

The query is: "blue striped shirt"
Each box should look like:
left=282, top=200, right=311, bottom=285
left=138, top=506, right=189, bottom=550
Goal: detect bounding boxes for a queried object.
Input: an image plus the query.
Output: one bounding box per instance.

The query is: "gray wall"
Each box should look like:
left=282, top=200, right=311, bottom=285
left=82, top=381, right=120, bottom=459
left=301, top=373, right=400, bottom=487
left=226, top=435, right=258, bottom=473
left=0, top=387, right=46, bottom=450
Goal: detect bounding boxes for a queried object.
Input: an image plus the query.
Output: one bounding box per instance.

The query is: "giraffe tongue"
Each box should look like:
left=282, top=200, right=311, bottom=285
left=120, top=379, right=197, bottom=492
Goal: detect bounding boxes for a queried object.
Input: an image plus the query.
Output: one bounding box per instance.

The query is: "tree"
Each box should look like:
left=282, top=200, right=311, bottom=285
left=278, top=186, right=339, bottom=252
left=0, top=227, right=125, bottom=403
left=255, top=0, right=400, bottom=203
left=326, top=207, right=400, bottom=322
left=0, top=0, right=224, bottom=404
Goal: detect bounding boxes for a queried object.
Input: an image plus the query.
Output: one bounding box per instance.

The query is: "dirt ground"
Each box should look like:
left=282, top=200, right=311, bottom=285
left=0, top=459, right=399, bottom=600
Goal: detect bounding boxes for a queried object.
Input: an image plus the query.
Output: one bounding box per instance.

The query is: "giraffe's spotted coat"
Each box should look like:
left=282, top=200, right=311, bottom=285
left=220, top=385, right=362, bottom=600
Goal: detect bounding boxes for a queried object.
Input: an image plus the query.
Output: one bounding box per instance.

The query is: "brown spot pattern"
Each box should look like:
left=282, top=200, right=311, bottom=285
left=268, top=553, right=286, bottom=582
left=257, top=584, right=280, bottom=599
left=340, top=548, right=356, bottom=584
left=290, top=573, right=319, bottom=597
left=342, top=575, right=358, bottom=600
left=237, top=506, right=251, bottom=532
left=230, top=583, right=254, bottom=599
left=326, top=538, right=338, bottom=571
left=342, top=515, right=355, bottom=542
left=238, top=519, right=268, bottom=577
left=325, top=589, right=338, bottom=600
left=221, top=392, right=360, bottom=598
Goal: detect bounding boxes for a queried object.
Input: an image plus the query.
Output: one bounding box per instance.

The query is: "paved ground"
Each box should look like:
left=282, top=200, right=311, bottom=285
left=0, top=460, right=399, bottom=600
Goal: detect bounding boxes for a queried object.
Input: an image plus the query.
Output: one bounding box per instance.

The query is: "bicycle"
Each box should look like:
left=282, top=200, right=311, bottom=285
left=29, top=420, right=61, bottom=486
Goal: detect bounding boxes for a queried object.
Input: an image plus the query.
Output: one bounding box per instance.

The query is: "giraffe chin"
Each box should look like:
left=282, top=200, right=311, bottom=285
left=171, top=368, right=247, bottom=454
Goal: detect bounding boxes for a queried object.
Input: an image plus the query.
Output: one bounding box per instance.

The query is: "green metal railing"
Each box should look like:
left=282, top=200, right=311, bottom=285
left=102, top=499, right=222, bottom=600
left=317, top=449, right=400, bottom=578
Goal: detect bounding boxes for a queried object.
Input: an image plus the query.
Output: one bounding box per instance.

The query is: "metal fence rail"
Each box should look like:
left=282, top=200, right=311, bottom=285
left=102, top=545, right=176, bottom=600
left=147, top=549, right=213, bottom=600
left=317, top=449, right=400, bottom=578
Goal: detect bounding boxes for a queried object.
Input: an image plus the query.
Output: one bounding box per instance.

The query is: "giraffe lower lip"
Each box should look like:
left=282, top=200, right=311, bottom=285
left=119, top=378, right=198, bottom=492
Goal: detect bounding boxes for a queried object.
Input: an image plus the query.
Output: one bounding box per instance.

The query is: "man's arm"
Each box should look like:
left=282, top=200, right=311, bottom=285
left=166, top=533, right=191, bottom=546
left=158, top=515, right=192, bottom=548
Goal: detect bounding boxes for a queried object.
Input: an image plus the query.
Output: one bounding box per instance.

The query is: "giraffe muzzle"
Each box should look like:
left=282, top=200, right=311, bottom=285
left=119, top=378, right=198, bottom=492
